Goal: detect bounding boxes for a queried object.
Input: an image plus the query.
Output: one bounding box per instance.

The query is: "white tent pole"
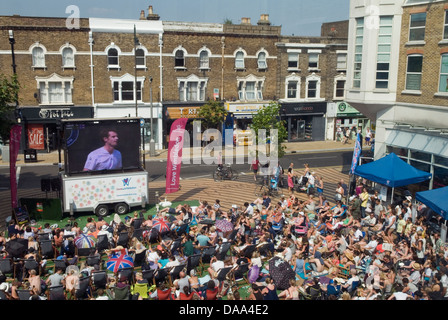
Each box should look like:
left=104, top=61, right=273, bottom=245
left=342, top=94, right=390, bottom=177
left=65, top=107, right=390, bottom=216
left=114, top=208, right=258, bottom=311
left=391, top=187, right=394, bottom=205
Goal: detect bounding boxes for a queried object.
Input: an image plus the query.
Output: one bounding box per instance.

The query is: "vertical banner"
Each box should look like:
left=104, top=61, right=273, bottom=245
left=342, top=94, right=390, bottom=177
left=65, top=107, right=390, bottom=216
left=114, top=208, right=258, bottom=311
left=10, top=124, right=22, bottom=209
left=27, top=124, right=45, bottom=150
left=165, top=118, right=188, bottom=194
left=350, top=132, right=362, bottom=175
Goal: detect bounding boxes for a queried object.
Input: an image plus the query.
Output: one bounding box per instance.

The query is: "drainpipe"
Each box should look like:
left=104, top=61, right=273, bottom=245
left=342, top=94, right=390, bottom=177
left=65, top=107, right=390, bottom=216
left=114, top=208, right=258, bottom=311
left=88, top=31, right=96, bottom=117
left=158, top=33, right=163, bottom=149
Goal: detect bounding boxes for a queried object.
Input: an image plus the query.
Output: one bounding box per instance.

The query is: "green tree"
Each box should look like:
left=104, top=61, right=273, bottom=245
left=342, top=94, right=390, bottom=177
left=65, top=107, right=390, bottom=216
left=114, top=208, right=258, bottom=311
left=197, top=100, right=228, bottom=130
left=223, top=18, right=233, bottom=25
left=251, top=101, right=287, bottom=158
left=0, top=73, right=20, bottom=144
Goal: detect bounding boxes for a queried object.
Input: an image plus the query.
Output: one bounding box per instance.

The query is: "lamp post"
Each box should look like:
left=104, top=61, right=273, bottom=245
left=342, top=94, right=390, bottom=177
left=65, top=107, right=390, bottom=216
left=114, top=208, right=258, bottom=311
left=149, top=76, right=156, bottom=156
left=134, top=25, right=139, bottom=117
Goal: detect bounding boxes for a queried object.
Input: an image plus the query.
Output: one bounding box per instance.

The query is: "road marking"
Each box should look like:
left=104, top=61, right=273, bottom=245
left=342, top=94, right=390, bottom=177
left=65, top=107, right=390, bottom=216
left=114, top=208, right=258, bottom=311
left=16, top=166, right=21, bottom=186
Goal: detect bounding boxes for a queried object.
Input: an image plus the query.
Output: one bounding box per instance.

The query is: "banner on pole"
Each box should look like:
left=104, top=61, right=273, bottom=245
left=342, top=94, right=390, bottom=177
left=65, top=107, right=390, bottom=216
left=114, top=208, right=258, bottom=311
left=10, top=124, right=22, bottom=209
left=165, top=118, right=188, bottom=194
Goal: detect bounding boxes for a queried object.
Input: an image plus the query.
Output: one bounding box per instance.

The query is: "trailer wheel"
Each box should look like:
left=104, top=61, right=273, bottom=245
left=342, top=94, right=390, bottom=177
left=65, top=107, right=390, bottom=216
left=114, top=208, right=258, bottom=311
left=95, top=204, right=109, bottom=217
left=115, top=203, right=129, bottom=215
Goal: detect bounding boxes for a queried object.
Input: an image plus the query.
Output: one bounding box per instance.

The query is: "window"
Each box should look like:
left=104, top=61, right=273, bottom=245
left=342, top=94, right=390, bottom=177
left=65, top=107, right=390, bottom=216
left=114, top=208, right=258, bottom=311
left=337, top=53, right=347, bottom=70
left=288, top=52, right=299, bottom=69
left=405, top=55, right=423, bottom=91
left=307, top=80, right=317, bottom=98
left=334, top=78, right=346, bottom=99
left=376, top=16, right=393, bottom=89
left=36, top=74, right=74, bottom=105
left=178, top=75, right=208, bottom=101
left=306, top=74, right=322, bottom=100
left=439, top=54, right=448, bottom=93
left=62, top=47, right=75, bottom=68
left=308, top=53, right=319, bottom=69
left=32, top=47, right=45, bottom=68
left=284, top=74, right=301, bottom=100
left=237, top=75, right=265, bottom=101
left=235, top=51, right=245, bottom=69
left=409, top=12, right=426, bottom=42
left=135, top=48, right=145, bottom=68
left=199, top=50, right=209, bottom=69
left=175, top=50, right=185, bottom=68
left=113, top=81, right=142, bottom=102
left=107, top=48, right=119, bottom=67
left=444, top=11, right=448, bottom=40
left=353, top=18, right=364, bottom=88
left=257, top=52, right=267, bottom=70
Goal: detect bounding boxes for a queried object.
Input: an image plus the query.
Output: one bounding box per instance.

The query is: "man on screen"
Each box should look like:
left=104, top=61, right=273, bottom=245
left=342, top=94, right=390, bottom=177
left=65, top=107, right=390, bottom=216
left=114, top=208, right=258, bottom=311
left=83, top=129, right=122, bottom=171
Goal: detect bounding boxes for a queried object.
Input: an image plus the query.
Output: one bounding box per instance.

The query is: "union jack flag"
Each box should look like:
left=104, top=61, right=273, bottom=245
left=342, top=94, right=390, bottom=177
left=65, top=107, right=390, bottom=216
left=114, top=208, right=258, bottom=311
left=106, top=254, right=134, bottom=273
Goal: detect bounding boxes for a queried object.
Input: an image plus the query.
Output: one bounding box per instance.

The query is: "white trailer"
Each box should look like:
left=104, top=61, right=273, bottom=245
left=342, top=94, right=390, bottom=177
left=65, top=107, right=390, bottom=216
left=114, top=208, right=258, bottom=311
left=61, top=170, right=149, bottom=217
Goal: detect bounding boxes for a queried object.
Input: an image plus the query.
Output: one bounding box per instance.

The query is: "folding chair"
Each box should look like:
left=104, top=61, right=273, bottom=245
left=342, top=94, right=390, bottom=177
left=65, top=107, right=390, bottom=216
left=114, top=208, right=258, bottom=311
left=112, top=285, right=131, bottom=300
left=39, top=239, right=55, bottom=259
left=133, top=218, right=143, bottom=230
left=37, top=232, right=52, bottom=241
left=74, top=276, right=92, bottom=300
left=131, top=281, right=149, bottom=299
left=216, top=242, right=232, bottom=261
left=186, top=254, right=202, bottom=275
left=86, top=255, right=102, bottom=268
left=91, top=270, right=108, bottom=290
left=257, top=243, right=273, bottom=259
left=170, top=238, right=183, bottom=256
left=22, top=259, right=40, bottom=279
left=52, top=259, right=68, bottom=273
left=175, top=223, right=189, bottom=237
left=154, top=267, right=171, bottom=286
left=169, top=263, right=187, bottom=286
left=142, top=269, right=156, bottom=286
left=200, top=246, right=216, bottom=264
left=76, top=247, right=94, bottom=257
left=97, top=234, right=110, bottom=252
left=0, top=289, right=8, bottom=300
left=132, top=228, right=144, bottom=242
left=216, top=266, right=234, bottom=283
left=230, top=262, right=250, bottom=286
left=117, top=267, right=134, bottom=284
left=17, top=289, right=32, bottom=300
left=226, top=229, right=239, bottom=243
left=0, top=258, right=15, bottom=280
left=338, top=265, right=351, bottom=280
left=48, top=285, right=66, bottom=300
left=116, top=232, right=130, bottom=248
left=241, top=244, right=256, bottom=259
left=133, top=249, right=147, bottom=268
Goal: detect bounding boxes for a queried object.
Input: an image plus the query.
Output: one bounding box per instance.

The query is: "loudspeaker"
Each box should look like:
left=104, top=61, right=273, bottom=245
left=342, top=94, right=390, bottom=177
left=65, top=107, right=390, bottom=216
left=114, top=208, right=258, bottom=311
left=51, top=178, right=61, bottom=192
left=41, top=179, right=51, bottom=192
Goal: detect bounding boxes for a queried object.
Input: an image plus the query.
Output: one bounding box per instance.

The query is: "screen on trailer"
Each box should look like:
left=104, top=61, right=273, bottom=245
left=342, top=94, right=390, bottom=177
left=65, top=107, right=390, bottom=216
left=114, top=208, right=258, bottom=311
left=63, top=119, right=141, bottom=174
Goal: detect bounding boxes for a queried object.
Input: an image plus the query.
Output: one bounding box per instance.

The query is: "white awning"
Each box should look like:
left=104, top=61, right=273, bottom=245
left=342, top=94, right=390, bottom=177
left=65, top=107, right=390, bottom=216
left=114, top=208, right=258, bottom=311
left=386, top=129, right=448, bottom=158
left=233, top=113, right=253, bottom=119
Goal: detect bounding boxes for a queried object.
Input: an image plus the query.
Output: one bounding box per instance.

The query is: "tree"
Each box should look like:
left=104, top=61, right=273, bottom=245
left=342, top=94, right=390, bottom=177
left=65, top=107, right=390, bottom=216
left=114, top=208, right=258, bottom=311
left=0, top=73, right=20, bottom=144
left=197, top=100, right=228, bottom=130
left=250, top=101, right=288, bottom=158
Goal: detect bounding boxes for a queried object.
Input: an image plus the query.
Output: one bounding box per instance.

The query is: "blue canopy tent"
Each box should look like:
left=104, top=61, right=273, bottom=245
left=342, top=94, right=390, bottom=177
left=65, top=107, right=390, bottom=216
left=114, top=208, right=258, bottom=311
left=416, top=187, right=448, bottom=220
left=354, top=153, right=432, bottom=203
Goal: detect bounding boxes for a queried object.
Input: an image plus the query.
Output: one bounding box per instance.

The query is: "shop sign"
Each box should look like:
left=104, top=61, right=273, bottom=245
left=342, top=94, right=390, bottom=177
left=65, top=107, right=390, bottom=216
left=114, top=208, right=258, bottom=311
left=281, top=102, right=327, bottom=115
left=336, top=102, right=363, bottom=117
left=27, top=124, right=45, bottom=150
left=39, top=108, right=75, bottom=119
left=166, top=106, right=201, bottom=119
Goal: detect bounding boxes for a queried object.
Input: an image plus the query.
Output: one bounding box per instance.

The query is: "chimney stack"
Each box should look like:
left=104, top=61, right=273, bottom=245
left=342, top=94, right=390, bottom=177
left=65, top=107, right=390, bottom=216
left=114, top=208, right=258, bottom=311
left=139, top=10, right=145, bottom=20
left=146, top=5, right=160, bottom=20
left=257, top=14, right=271, bottom=26
left=241, top=17, right=251, bottom=25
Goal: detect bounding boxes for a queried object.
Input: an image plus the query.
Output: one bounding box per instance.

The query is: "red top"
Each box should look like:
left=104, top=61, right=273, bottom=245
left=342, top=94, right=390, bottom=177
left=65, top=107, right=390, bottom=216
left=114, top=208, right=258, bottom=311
left=157, top=288, right=172, bottom=300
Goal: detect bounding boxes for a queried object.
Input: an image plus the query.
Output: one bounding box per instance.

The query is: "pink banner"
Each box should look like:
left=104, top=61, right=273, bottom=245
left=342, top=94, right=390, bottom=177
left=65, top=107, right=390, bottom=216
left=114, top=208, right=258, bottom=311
left=10, top=125, right=22, bottom=209
left=165, top=118, right=188, bottom=194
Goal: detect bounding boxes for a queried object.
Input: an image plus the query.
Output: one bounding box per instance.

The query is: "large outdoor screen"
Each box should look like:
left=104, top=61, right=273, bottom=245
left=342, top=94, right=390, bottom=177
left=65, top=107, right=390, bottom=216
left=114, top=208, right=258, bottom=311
left=63, top=118, right=141, bottom=175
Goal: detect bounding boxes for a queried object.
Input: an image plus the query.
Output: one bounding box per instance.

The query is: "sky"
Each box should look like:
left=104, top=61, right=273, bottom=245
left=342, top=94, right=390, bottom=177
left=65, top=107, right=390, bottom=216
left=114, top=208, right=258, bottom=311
left=0, top=0, right=349, bottom=36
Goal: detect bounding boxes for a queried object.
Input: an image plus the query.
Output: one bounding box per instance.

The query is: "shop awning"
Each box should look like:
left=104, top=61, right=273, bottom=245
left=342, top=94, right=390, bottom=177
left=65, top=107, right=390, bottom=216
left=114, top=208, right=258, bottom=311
left=386, top=129, right=448, bottom=158
left=233, top=113, right=253, bottom=119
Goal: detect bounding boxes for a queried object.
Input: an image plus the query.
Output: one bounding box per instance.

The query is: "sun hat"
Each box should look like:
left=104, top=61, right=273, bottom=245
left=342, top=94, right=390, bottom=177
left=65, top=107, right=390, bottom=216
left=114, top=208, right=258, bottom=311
left=413, top=263, right=421, bottom=271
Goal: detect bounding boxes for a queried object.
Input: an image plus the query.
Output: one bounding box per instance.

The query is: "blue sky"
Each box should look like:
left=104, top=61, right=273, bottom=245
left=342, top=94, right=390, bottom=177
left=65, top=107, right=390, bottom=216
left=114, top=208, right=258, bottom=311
left=0, top=0, right=349, bottom=36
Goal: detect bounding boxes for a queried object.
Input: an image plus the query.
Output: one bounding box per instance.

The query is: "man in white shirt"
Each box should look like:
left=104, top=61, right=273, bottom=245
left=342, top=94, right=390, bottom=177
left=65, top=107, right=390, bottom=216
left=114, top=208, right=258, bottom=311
left=98, top=224, right=114, bottom=245
left=208, top=256, right=225, bottom=278
left=243, top=202, right=254, bottom=216
left=362, top=234, right=379, bottom=254
left=361, top=212, right=376, bottom=228
left=388, top=285, right=413, bottom=300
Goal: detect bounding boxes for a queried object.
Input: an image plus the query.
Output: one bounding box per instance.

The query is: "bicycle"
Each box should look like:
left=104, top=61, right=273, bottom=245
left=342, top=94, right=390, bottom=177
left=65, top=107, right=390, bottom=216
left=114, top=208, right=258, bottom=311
left=213, top=164, right=239, bottom=181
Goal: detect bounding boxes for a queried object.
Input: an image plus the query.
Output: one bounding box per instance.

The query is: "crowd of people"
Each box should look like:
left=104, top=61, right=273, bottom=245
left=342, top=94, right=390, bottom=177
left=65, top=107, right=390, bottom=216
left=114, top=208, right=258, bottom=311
left=0, top=162, right=446, bottom=301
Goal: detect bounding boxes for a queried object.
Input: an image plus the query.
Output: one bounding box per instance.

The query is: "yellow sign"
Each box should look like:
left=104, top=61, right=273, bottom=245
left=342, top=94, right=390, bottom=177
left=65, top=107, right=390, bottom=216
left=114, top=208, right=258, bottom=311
left=166, top=106, right=201, bottom=119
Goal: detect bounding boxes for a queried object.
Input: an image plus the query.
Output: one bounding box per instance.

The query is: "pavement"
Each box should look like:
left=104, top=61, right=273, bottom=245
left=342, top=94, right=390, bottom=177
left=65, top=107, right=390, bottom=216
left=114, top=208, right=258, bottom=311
left=0, top=139, right=356, bottom=166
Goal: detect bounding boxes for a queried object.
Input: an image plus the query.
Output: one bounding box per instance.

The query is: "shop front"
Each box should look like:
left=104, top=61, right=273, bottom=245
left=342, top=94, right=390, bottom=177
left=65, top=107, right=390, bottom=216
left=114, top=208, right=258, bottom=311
left=226, top=103, right=267, bottom=146
left=20, top=106, right=94, bottom=152
left=280, top=102, right=327, bottom=142
left=335, top=102, right=370, bottom=141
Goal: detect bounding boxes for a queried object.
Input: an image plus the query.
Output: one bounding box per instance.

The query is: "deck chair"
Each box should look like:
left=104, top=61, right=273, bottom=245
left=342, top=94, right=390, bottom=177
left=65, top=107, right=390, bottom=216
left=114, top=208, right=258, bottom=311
left=132, top=218, right=143, bottom=230
left=74, top=276, right=91, bottom=300
left=117, top=267, right=134, bottom=284
left=52, top=259, right=68, bottom=273
left=216, top=242, right=232, bottom=261
left=170, top=238, right=183, bottom=256
left=91, top=270, right=108, bottom=290
left=147, top=228, right=160, bottom=244
left=216, top=266, right=234, bottom=283
left=86, top=255, right=102, bottom=268
left=37, top=232, right=52, bottom=241
left=116, top=232, right=130, bottom=248
left=338, top=265, right=351, bottom=279
left=226, top=229, right=239, bottom=243
left=295, top=222, right=309, bottom=236
left=154, top=267, right=171, bottom=286
left=22, top=259, right=40, bottom=279
left=241, top=244, right=256, bottom=259
left=257, top=242, right=273, bottom=259
left=230, top=263, right=250, bottom=286
left=76, top=247, right=94, bottom=257
left=169, top=263, right=187, bottom=286
left=0, top=289, right=8, bottom=300
left=132, top=228, right=144, bottom=242
left=17, top=289, right=32, bottom=300
left=186, top=254, right=202, bottom=275
left=133, top=249, right=147, bottom=268
left=0, top=258, right=15, bottom=280
left=200, top=246, right=216, bottom=264
left=141, top=269, right=156, bottom=285
left=48, top=285, right=66, bottom=300
left=112, top=284, right=131, bottom=300
left=39, top=239, right=55, bottom=259
left=130, top=281, right=149, bottom=299
left=97, top=234, right=110, bottom=252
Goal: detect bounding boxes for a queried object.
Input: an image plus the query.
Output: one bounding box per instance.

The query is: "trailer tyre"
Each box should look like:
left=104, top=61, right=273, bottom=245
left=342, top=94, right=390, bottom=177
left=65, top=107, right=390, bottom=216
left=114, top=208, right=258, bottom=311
left=115, top=203, right=129, bottom=215
left=95, top=204, right=109, bottom=217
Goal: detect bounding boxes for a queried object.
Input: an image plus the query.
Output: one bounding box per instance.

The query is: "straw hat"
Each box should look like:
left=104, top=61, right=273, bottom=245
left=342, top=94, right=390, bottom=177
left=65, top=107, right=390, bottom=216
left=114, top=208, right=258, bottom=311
left=345, top=251, right=354, bottom=261
left=413, top=263, right=422, bottom=271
